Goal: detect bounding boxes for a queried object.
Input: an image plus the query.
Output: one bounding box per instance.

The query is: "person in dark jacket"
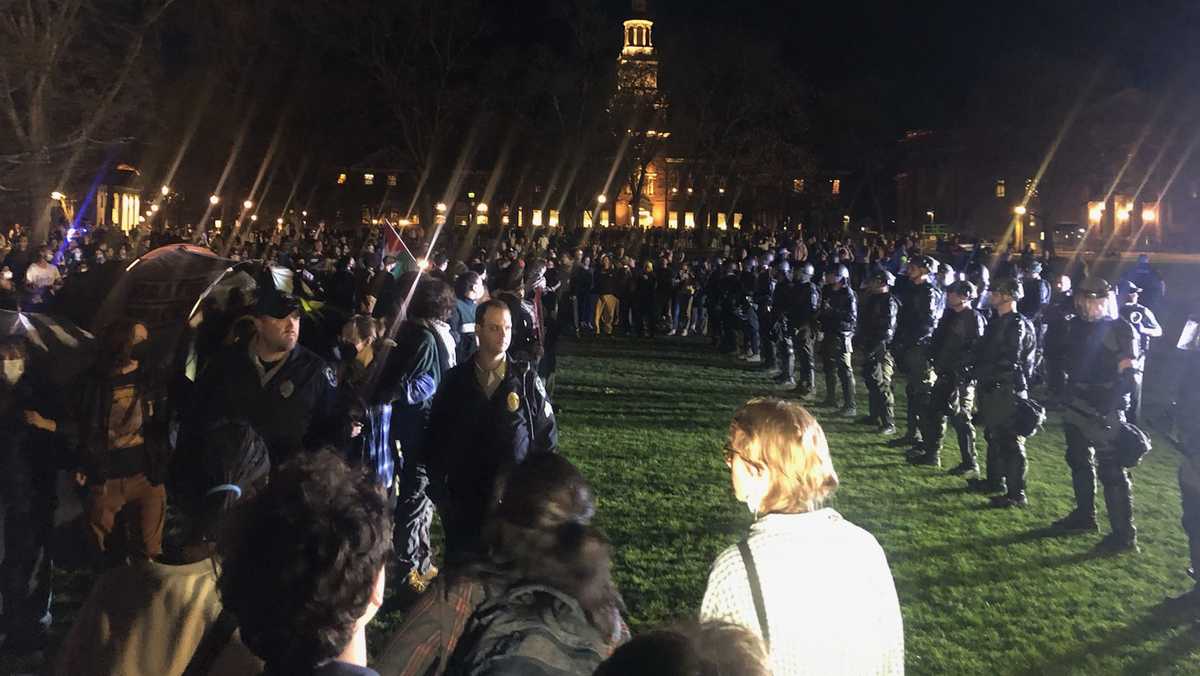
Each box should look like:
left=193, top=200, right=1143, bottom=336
left=818, top=264, right=857, bottom=416
left=965, top=277, right=1037, bottom=506
left=1017, top=259, right=1052, bottom=384
left=858, top=269, right=900, bottom=434
left=372, top=278, right=457, bottom=592
left=0, top=337, right=57, bottom=653
left=427, top=299, right=558, bottom=566
left=189, top=290, right=339, bottom=466
left=450, top=271, right=484, bottom=364
left=911, top=281, right=986, bottom=470
left=633, top=260, right=658, bottom=338
left=891, top=255, right=945, bottom=449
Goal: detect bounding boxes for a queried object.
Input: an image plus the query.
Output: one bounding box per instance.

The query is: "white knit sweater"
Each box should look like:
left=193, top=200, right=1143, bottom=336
left=700, top=509, right=904, bottom=675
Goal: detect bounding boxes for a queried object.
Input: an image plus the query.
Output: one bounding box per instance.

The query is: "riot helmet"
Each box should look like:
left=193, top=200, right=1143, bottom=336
left=1075, top=276, right=1117, bottom=321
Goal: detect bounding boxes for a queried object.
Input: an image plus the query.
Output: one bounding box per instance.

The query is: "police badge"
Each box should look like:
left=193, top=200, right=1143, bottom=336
left=280, top=380, right=295, bottom=398
left=507, top=391, right=521, bottom=413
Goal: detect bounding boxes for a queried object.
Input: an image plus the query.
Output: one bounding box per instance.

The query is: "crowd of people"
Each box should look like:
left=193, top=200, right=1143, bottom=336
left=0, top=211, right=1194, bottom=675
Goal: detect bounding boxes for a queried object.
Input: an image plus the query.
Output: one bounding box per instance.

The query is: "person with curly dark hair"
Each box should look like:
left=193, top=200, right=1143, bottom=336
left=217, top=450, right=392, bottom=676
left=372, top=276, right=457, bottom=593
left=376, top=453, right=628, bottom=676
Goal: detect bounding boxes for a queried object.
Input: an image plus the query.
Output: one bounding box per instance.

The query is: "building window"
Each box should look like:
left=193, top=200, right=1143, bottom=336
left=363, top=173, right=375, bottom=186
left=600, top=209, right=610, bottom=227
left=684, top=212, right=696, bottom=229
left=549, top=210, right=560, bottom=227
left=831, top=179, right=841, bottom=196
left=645, top=172, right=656, bottom=196
left=734, top=213, right=743, bottom=229
left=387, top=174, right=398, bottom=187
left=995, top=180, right=1006, bottom=198
left=583, top=210, right=593, bottom=228
left=669, top=211, right=679, bottom=229
left=717, top=212, right=728, bottom=230
left=532, top=209, right=543, bottom=227
left=793, top=178, right=805, bottom=193
left=337, top=173, right=347, bottom=185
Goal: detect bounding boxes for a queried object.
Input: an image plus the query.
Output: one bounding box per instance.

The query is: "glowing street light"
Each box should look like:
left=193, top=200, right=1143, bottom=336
left=250, top=214, right=258, bottom=222
left=150, top=204, right=160, bottom=213
left=435, top=202, right=448, bottom=213
left=301, top=210, right=308, bottom=217
left=242, top=199, right=253, bottom=210
left=209, top=195, right=220, bottom=205
left=476, top=202, right=489, bottom=213
left=277, top=218, right=284, bottom=225
left=926, top=210, right=935, bottom=224
left=160, top=185, right=170, bottom=197
left=597, top=194, right=608, bottom=204
left=50, top=191, right=65, bottom=201
left=1013, top=205, right=1028, bottom=216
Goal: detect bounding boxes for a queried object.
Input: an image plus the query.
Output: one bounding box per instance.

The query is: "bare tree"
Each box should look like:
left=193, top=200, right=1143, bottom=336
left=0, top=0, right=179, bottom=240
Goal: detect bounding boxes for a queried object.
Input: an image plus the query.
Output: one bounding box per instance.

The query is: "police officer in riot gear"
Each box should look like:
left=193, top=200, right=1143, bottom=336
left=911, top=280, right=986, bottom=471
left=892, top=254, right=945, bottom=449
left=756, top=252, right=778, bottom=370
left=965, top=255, right=991, bottom=314
left=818, top=264, right=857, bottom=416
left=1042, top=274, right=1074, bottom=404
left=963, top=277, right=1036, bottom=505
left=774, top=262, right=820, bottom=396
left=1051, top=276, right=1142, bottom=553
left=858, top=269, right=900, bottom=434
left=1117, top=280, right=1161, bottom=426
left=1017, top=259, right=1052, bottom=384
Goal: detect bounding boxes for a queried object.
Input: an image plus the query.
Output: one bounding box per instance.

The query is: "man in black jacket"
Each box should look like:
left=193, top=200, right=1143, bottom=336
left=911, top=280, right=986, bottom=469
left=858, top=269, right=900, bottom=434
left=427, top=299, right=558, bottom=566
left=892, top=255, right=945, bottom=449
left=818, top=264, right=857, bottom=416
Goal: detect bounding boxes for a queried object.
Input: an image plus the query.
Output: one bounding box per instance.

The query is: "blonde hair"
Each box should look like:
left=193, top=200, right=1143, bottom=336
left=729, top=398, right=839, bottom=514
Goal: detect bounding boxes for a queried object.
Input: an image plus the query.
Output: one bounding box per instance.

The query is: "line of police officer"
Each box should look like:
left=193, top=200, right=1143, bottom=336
left=721, top=252, right=1160, bottom=556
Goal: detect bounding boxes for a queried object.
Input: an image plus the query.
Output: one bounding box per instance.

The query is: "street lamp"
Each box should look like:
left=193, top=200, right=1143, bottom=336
left=435, top=202, right=448, bottom=214
left=597, top=194, right=607, bottom=205
left=150, top=204, right=160, bottom=213
left=301, top=210, right=308, bottom=218
left=160, top=185, right=170, bottom=197
left=50, top=191, right=65, bottom=201
left=209, top=195, right=220, bottom=205
left=242, top=199, right=253, bottom=210
left=250, top=214, right=258, bottom=222
left=1013, top=205, right=1028, bottom=216
left=926, top=210, right=935, bottom=224
left=277, top=218, right=284, bottom=225
left=476, top=203, right=488, bottom=213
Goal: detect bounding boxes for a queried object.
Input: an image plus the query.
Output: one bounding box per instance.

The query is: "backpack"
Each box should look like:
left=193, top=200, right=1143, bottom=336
left=449, top=582, right=609, bottom=676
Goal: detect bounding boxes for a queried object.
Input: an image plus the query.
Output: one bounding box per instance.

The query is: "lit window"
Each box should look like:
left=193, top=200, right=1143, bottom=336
left=717, top=213, right=728, bottom=230
left=363, top=173, right=375, bottom=186
left=793, top=178, right=805, bottom=193
left=600, top=210, right=610, bottom=227
left=669, top=211, right=679, bottom=228
left=337, top=173, right=347, bottom=185
left=684, top=212, right=696, bottom=229
left=831, top=179, right=841, bottom=195
left=583, top=210, right=593, bottom=228
left=549, top=210, right=560, bottom=227
left=532, top=209, right=543, bottom=227
left=995, top=180, right=1006, bottom=198
left=387, top=174, right=398, bottom=186
left=645, top=173, right=656, bottom=196
left=733, top=213, right=743, bottom=229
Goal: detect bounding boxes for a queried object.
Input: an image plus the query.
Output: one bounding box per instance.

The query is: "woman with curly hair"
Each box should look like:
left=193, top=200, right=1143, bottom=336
left=701, top=398, right=904, bottom=675
left=376, top=453, right=629, bottom=676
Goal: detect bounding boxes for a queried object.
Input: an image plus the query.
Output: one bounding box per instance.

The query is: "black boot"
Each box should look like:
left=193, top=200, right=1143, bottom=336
left=1099, top=481, right=1138, bottom=553
left=1051, top=509, right=1098, bottom=533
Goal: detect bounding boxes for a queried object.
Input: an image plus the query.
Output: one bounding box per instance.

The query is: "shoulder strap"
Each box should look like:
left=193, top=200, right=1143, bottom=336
left=737, top=540, right=770, bottom=648
left=182, top=608, right=238, bottom=676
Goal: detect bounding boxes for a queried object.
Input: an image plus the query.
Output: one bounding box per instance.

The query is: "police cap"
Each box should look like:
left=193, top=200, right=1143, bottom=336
left=1117, top=279, right=1142, bottom=296
left=255, top=290, right=301, bottom=319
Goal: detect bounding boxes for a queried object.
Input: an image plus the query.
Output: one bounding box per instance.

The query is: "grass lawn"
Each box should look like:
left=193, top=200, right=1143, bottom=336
left=553, top=332, right=1200, bottom=675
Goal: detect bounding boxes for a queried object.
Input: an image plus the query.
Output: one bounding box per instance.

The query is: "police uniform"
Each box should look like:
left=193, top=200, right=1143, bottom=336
left=1053, top=277, right=1141, bottom=551
left=1042, top=287, right=1074, bottom=402
left=858, top=273, right=900, bottom=432
left=773, top=264, right=820, bottom=395
left=191, top=338, right=338, bottom=466
left=755, top=265, right=777, bottom=368
left=1118, top=282, right=1161, bottom=426
left=967, top=295, right=1035, bottom=504
left=818, top=268, right=857, bottom=414
left=893, top=257, right=945, bottom=446
left=428, top=355, right=558, bottom=565
left=1017, top=262, right=1051, bottom=384
left=916, top=284, right=986, bottom=470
